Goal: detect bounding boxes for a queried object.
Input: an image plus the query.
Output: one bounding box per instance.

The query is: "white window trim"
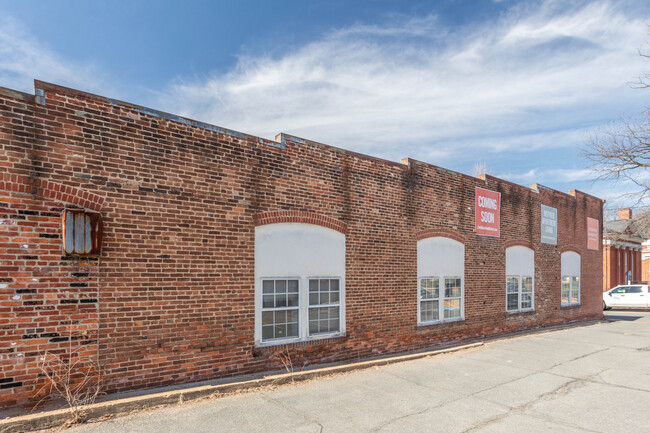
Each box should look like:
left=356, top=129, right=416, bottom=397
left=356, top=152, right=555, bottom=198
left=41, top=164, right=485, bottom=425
left=561, top=275, right=581, bottom=307
left=417, top=275, right=464, bottom=326
left=257, top=276, right=345, bottom=346
left=505, top=275, right=535, bottom=313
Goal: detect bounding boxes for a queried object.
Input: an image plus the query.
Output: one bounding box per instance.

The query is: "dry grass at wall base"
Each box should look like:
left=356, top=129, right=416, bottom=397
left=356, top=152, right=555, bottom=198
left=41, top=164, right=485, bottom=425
left=33, top=335, right=103, bottom=427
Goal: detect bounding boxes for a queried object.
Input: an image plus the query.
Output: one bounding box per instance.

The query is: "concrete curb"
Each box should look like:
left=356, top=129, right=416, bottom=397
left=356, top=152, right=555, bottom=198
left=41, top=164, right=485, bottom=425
left=0, top=342, right=484, bottom=433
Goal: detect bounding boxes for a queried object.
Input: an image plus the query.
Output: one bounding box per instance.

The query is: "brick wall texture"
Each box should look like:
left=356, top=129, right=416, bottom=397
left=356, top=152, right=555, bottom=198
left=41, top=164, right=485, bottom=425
left=0, top=81, right=603, bottom=408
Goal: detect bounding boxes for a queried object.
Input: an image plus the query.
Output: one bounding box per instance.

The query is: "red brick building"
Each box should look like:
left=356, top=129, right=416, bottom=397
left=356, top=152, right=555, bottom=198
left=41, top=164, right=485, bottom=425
left=602, top=209, right=643, bottom=291
left=0, top=81, right=603, bottom=409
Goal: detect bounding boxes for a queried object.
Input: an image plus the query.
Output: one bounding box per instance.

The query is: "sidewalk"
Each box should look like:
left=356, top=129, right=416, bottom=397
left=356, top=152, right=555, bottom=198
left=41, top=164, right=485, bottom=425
left=23, top=310, right=650, bottom=432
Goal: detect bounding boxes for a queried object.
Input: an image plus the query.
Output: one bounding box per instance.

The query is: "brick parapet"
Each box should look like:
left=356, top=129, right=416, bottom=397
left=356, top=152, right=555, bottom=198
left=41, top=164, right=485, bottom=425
left=0, top=80, right=605, bottom=409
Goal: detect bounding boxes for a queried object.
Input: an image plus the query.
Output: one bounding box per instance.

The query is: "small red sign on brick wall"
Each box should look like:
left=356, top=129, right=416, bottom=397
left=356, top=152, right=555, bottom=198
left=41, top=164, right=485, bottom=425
left=475, top=187, right=501, bottom=237
left=587, top=217, right=599, bottom=250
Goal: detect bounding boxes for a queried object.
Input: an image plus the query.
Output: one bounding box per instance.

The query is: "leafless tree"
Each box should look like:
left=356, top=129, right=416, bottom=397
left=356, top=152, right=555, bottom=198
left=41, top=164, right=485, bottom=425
left=584, top=43, right=650, bottom=206
left=472, top=160, right=490, bottom=178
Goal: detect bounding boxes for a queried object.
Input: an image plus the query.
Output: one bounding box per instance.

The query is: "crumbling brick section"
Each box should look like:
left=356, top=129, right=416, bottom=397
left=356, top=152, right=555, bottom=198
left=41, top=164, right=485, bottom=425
left=0, top=81, right=603, bottom=409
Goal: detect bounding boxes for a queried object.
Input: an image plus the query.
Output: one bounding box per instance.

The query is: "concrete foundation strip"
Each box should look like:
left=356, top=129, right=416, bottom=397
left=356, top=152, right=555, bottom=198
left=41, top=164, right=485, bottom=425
left=0, top=319, right=603, bottom=433
left=1, top=342, right=484, bottom=432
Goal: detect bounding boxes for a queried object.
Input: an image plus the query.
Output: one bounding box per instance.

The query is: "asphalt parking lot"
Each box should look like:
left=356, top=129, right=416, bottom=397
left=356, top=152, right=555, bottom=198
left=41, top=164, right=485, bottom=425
left=60, top=309, right=650, bottom=433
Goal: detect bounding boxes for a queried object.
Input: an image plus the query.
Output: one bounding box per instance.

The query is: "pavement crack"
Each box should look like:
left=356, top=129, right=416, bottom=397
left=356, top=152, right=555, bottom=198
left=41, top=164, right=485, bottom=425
left=260, top=393, right=325, bottom=432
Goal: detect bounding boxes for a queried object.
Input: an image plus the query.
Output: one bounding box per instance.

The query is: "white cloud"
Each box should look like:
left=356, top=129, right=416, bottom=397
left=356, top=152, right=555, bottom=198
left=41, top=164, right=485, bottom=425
left=158, top=0, right=649, bottom=165
left=497, top=167, right=596, bottom=184
left=0, top=16, right=108, bottom=95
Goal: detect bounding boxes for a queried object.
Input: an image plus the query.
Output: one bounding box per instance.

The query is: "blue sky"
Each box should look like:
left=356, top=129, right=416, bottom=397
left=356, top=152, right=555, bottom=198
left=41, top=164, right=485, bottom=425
left=0, top=0, right=648, bottom=209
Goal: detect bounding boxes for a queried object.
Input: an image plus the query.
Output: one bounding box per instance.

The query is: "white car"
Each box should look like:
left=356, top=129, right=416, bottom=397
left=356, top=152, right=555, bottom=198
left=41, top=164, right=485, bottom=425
left=603, top=285, right=650, bottom=309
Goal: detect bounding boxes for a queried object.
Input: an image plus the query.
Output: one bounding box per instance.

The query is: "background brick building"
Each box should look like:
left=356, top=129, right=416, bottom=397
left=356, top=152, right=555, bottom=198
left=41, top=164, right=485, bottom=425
left=0, top=81, right=603, bottom=409
left=603, top=208, right=643, bottom=291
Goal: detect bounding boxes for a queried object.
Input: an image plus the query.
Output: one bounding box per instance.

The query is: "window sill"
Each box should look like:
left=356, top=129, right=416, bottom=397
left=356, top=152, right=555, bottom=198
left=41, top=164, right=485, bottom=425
left=254, top=332, right=346, bottom=350
left=506, top=309, right=535, bottom=315
left=561, top=303, right=581, bottom=309
left=417, top=317, right=465, bottom=328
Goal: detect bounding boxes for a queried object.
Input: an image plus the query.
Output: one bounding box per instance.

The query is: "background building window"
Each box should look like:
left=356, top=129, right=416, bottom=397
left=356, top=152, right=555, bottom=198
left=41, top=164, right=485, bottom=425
left=505, top=246, right=535, bottom=313
left=417, top=237, right=465, bottom=325
left=561, top=251, right=581, bottom=306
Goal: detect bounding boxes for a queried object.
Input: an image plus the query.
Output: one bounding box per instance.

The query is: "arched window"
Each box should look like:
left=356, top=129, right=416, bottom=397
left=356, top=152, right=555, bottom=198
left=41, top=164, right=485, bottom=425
left=255, top=223, right=345, bottom=345
left=561, top=251, right=580, bottom=306
left=505, top=246, right=534, bottom=313
left=417, top=237, right=465, bottom=324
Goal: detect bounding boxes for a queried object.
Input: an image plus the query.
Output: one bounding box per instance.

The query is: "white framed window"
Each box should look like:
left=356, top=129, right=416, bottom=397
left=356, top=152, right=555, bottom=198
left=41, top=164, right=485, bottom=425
left=308, top=278, right=341, bottom=335
left=255, top=223, right=345, bottom=346
left=261, top=279, right=300, bottom=341
left=505, top=246, right=534, bottom=313
left=561, top=251, right=581, bottom=306
left=417, top=237, right=465, bottom=325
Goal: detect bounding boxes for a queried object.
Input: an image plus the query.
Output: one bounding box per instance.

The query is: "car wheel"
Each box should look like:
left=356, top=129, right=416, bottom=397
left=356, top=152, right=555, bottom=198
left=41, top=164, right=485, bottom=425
left=603, top=301, right=611, bottom=311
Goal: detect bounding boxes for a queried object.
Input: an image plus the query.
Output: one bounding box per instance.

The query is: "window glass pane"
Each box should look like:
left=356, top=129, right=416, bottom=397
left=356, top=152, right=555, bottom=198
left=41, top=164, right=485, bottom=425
left=445, top=278, right=461, bottom=298
left=275, top=280, right=286, bottom=293
left=274, top=310, right=286, bottom=323
left=288, top=280, right=299, bottom=292
left=275, top=324, right=287, bottom=339
left=263, top=280, right=274, bottom=294
left=330, top=291, right=339, bottom=303
left=561, top=289, right=569, bottom=305
left=522, top=277, right=533, bottom=293
left=263, top=294, right=275, bottom=308
left=330, top=279, right=339, bottom=291
left=420, top=278, right=439, bottom=299
left=319, top=279, right=329, bottom=292
left=286, top=323, right=299, bottom=337
left=287, top=309, right=298, bottom=323
left=308, top=306, right=340, bottom=335
left=506, top=277, right=518, bottom=293
left=561, top=276, right=570, bottom=291
left=629, top=286, right=642, bottom=294
left=262, top=325, right=274, bottom=340
left=309, top=293, right=319, bottom=305
left=420, top=300, right=439, bottom=322
left=507, top=293, right=518, bottom=311
left=319, top=293, right=329, bottom=305
left=444, top=298, right=461, bottom=319
left=521, top=293, right=532, bottom=309
left=309, top=279, right=319, bottom=292
left=287, top=293, right=299, bottom=307
left=262, top=311, right=274, bottom=325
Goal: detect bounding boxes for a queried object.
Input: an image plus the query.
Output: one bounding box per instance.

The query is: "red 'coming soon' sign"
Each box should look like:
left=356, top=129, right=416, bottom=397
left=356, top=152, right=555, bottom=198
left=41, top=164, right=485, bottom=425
left=475, top=187, right=501, bottom=237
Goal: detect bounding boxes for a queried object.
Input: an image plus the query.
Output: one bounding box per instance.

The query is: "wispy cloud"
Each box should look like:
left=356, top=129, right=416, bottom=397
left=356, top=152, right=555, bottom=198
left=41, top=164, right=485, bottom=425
left=0, top=16, right=108, bottom=95
left=159, top=0, right=649, bottom=166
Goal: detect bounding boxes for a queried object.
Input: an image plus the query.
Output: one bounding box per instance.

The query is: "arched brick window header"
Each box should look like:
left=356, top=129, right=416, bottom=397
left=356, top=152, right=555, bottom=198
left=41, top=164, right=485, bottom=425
left=0, top=174, right=104, bottom=211
left=416, top=229, right=465, bottom=244
left=254, top=211, right=346, bottom=234
left=505, top=239, right=534, bottom=250
left=560, top=247, right=581, bottom=255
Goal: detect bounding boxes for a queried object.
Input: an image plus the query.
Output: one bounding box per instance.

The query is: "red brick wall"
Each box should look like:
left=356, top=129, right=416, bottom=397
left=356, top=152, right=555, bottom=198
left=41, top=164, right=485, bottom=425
left=0, top=81, right=604, bottom=408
